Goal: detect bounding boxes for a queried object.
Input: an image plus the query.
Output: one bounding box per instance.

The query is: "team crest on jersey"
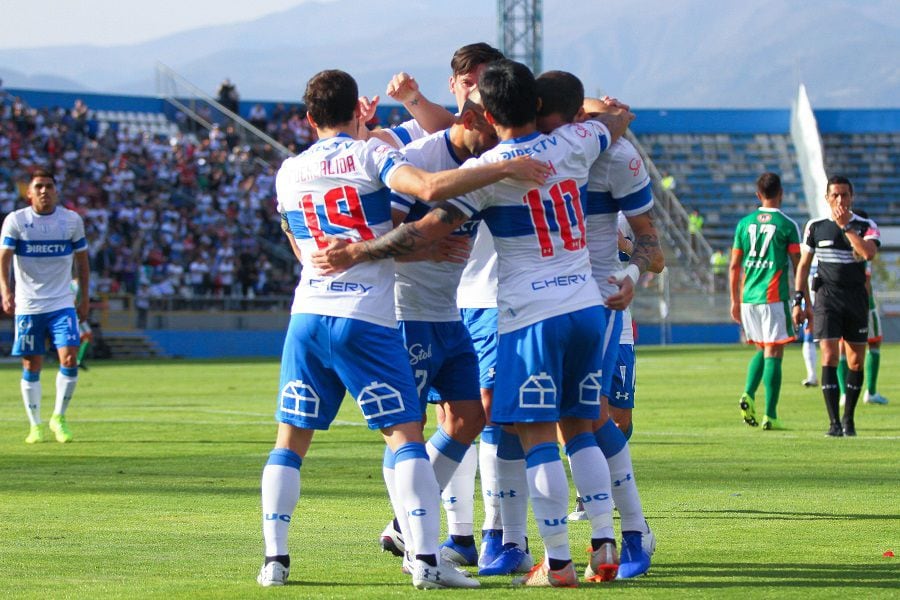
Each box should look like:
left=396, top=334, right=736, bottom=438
left=757, top=213, right=772, bottom=223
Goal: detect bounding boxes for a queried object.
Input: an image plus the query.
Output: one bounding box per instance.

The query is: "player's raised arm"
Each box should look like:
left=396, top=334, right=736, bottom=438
left=583, top=97, right=635, bottom=144
left=386, top=72, right=455, bottom=134
left=390, top=156, right=549, bottom=203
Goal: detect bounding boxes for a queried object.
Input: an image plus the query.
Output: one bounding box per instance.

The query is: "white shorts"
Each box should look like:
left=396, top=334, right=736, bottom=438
left=741, top=301, right=795, bottom=346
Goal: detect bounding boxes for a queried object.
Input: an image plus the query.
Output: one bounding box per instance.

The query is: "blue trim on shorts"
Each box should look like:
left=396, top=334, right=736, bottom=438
left=481, top=425, right=501, bottom=445
left=429, top=427, right=469, bottom=463
left=525, top=442, right=561, bottom=468
left=267, top=448, right=302, bottom=470
left=594, top=420, right=627, bottom=458
left=497, top=428, right=524, bottom=460
left=394, top=442, right=428, bottom=463
left=60, top=366, right=78, bottom=377
left=564, top=432, right=597, bottom=456
left=22, top=369, right=40, bottom=382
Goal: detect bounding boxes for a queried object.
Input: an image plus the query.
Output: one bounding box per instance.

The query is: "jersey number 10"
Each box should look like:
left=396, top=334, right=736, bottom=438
left=522, top=179, right=586, bottom=257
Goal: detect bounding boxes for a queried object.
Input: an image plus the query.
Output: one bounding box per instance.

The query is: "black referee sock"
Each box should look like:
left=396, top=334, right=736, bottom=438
left=843, top=369, right=864, bottom=424
left=821, top=366, right=840, bottom=425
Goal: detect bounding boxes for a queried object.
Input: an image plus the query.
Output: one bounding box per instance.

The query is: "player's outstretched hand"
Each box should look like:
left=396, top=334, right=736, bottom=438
left=606, top=267, right=637, bottom=311
left=310, top=237, right=354, bottom=276
left=505, top=156, right=552, bottom=185
left=386, top=72, right=420, bottom=104
left=430, top=235, right=471, bottom=264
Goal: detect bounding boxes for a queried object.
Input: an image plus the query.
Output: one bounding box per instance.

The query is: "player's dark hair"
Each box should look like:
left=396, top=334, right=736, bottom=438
left=30, top=168, right=55, bottom=183
left=451, top=43, right=505, bottom=76
left=478, top=60, right=537, bottom=128
left=536, top=71, right=584, bottom=122
left=304, top=70, right=358, bottom=129
left=827, top=174, right=853, bottom=195
left=756, top=172, right=782, bottom=199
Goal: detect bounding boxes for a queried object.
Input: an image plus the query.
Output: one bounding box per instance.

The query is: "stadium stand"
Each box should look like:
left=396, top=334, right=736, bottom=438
left=1, top=86, right=898, bottom=352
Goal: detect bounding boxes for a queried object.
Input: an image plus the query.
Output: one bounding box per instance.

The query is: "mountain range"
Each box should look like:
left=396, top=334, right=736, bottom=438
left=1, top=0, right=897, bottom=108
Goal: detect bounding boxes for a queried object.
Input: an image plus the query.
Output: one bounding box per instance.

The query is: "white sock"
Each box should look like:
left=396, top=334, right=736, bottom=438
left=596, top=421, right=647, bottom=533
left=394, top=442, right=440, bottom=558
left=425, top=427, right=468, bottom=489
left=565, top=433, right=614, bottom=540
left=261, top=448, right=302, bottom=558
left=525, top=443, right=570, bottom=561
left=443, top=444, right=476, bottom=537
left=54, top=369, right=78, bottom=415
left=497, top=429, right=529, bottom=547
left=478, top=426, right=502, bottom=531
left=383, top=447, right=411, bottom=544
left=803, top=340, right=818, bottom=380
left=21, top=373, right=42, bottom=426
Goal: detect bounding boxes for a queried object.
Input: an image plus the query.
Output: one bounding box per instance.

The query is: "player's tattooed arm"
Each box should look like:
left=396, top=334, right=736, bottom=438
left=386, top=72, right=454, bottom=134
left=626, top=212, right=664, bottom=274
left=310, top=202, right=468, bottom=275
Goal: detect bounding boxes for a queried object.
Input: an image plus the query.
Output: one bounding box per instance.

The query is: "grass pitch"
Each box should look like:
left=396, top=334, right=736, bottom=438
left=0, top=344, right=897, bottom=598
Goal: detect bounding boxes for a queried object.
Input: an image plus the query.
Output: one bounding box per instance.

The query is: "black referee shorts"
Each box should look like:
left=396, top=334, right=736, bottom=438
left=813, top=285, right=868, bottom=344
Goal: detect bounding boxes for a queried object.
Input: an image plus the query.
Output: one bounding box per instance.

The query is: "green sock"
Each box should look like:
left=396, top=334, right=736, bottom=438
left=837, top=355, right=848, bottom=396
left=763, top=357, right=782, bottom=419
left=866, top=349, right=880, bottom=395
left=78, top=341, right=90, bottom=364
left=744, top=350, right=764, bottom=398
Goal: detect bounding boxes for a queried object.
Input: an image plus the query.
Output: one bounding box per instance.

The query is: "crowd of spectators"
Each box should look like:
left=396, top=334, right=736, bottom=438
left=0, top=94, right=300, bottom=307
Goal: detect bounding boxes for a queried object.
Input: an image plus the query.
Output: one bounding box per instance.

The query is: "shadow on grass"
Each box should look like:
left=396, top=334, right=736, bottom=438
left=634, top=562, right=898, bottom=589
left=677, top=509, right=900, bottom=521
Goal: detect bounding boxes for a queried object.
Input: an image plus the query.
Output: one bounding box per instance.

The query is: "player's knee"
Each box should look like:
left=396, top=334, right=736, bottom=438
left=441, top=400, right=485, bottom=443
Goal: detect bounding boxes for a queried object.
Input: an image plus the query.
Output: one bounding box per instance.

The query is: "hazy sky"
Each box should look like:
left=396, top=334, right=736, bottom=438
left=0, top=0, right=313, bottom=49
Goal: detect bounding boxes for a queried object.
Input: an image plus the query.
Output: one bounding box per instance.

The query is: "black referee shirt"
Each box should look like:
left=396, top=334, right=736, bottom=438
left=803, top=214, right=880, bottom=288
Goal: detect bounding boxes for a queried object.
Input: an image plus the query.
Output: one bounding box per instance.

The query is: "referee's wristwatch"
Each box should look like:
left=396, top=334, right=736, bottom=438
left=792, top=291, right=804, bottom=308
left=841, top=222, right=853, bottom=232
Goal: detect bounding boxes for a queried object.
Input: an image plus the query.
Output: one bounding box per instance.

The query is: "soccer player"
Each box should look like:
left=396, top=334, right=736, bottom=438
left=534, top=79, right=663, bottom=579
left=793, top=175, right=880, bottom=437
left=257, top=69, right=547, bottom=589
left=729, top=173, right=802, bottom=430
left=382, top=92, right=498, bottom=569
left=1, top=169, right=90, bottom=444
left=311, top=60, right=633, bottom=587
left=862, top=266, right=889, bottom=405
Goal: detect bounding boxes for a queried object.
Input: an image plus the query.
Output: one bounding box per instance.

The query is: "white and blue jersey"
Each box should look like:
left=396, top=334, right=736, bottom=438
left=457, top=227, right=499, bottom=390
left=1, top=206, right=87, bottom=315
left=449, top=122, right=613, bottom=423
left=276, top=133, right=409, bottom=328
left=450, top=121, right=612, bottom=334
left=274, top=133, right=422, bottom=430
left=382, top=118, right=427, bottom=149
left=585, top=138, right=653, bottom=301
left=392, top=129, right=480, bottom=405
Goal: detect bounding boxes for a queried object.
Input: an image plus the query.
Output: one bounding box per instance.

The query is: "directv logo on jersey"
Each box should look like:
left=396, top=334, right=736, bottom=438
left=531, top=274, right=587, bottom=290
left=22, top=242, right=70, bottom=255
left=309, top=278, right=372, bottom=293
left=499, top=135, right=558, bottom=159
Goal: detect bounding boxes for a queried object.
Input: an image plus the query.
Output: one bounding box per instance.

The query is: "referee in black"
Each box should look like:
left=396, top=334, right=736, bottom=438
left=792, top=175, right=880, bottom=437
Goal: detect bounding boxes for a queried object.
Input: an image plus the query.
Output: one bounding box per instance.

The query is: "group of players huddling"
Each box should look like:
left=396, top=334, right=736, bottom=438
left=258, top=42, right=665, bottom=589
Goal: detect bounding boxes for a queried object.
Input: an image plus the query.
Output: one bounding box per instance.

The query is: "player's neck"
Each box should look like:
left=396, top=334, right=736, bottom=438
left=447, top=126, right=473, bottom=162
left=314, top=121, right=359, bottom=141
left=493, top=122, right=537, bottom=142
